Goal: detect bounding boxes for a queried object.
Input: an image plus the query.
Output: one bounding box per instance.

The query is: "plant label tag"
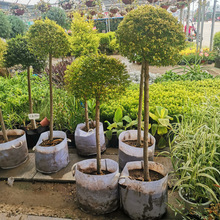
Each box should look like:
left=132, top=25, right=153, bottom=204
left=28, top=113, right=40, bottom=120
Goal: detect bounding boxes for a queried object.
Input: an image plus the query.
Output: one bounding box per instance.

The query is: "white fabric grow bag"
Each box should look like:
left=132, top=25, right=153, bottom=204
left=75, top=122, right=106, bottom=156
left=0, top=129, right=28, bottom=169
left=34, top=131, right=69, bottom=174
left=73, top=158, right=120, bottom=215
left=119, top=161, right=168, bottom=220
left=119, top=130, right=156, bottom=170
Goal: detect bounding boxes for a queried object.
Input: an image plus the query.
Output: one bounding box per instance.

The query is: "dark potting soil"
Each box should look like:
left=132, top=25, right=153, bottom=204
left=128, top=169, right=164, bottom=182
left=40, top=138, right=63, bottom=147
left=81, top=122, right=96, bottom=132
left=123, top=139, right=153, bottom=148
left=0, top=135, right=22, bottom=144
left=79, top=167, right=112, bottom=176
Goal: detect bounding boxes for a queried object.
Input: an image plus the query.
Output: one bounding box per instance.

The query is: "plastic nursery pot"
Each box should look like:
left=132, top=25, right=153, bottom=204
left=118, top=130, right=156, bottom=170
left=40, top=117, right=50, bottom=127
left=108, top=133, right=118, bottom=148
left=73, top=158, right=120, bottom=215
left=0, top=129, right=28, bottom=169
left=34, top=131, right=69, bottom=174
left=75, top=122, right=106, bottom=156
left=22, top=124, right=49, bottom=149
left=119, top=161, right=168, bottom=220
left=179, top=188, right=212, bottom=215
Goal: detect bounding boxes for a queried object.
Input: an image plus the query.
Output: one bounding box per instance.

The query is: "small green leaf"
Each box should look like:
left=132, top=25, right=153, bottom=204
left=114, top=107, right=123, bottom=123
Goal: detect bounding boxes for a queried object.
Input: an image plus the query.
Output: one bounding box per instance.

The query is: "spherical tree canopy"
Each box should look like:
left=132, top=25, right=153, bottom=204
left=27, top=18, right=69, bottom=58
left=116, top=5, right=186, bottom=66
left=65, top=54, right=130, bottom=101
left=42, top=7, right=69, bottom=29
left=4, top=35, right=44, bottom=69
left=8, top=15, right=27, bottom=38
left=0, top=11, right=11, bottom=39
left=0, top=38, right=7, bottom=68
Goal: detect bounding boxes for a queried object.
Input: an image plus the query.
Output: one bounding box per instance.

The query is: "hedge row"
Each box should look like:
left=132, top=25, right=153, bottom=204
left=1, top=72, right=220, bottom=131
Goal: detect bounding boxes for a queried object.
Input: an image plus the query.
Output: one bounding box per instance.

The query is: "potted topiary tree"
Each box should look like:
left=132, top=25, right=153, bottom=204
left=4, top=35, right=48, bottom=149
left=116, top=5, right=185, bottom=219
left=27, top=18, right=70, bottom=173
left=0, top=108, right=28, bottom=169
left=68, top=54, right=130, bottom=214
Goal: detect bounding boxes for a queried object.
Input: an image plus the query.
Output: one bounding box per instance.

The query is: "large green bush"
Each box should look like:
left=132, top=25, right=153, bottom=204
left=8, top=15, right=27, bottom=38
left=213, top=31, right=220, bottom=51
left=100, top=79, right=220, bottom=122
left=0, top=11, right=11, bottom=39
left=42, top=7, right=69, bottom=29
left=0, top=39, right=7, bottom=68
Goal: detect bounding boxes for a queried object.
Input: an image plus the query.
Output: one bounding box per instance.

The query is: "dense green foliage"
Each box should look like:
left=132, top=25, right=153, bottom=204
left=27, top=18, right=69, bottom=58
left=0, top=11, right=11, bottom=39
left=116, top=5, right=185, bottom=66
left=0, top=39, right=7, bottom=68
left=65, top=54, right=130, bottom=102
left=8, top=15, right=27, bottom=38
left=42, top=7, right=70, bottom=29
left=0, top=73, right=84, bottom=131
left=100, top=79, right=220, bottom=122
left=98, top=32, right=119, bottom=54
left=69, top=12, right=99, bottom=58
left=154, top=67, right=214, bottom=83
left=4, top=35, right=45, bottom=71
left=213, top=31, right=220, bottom=51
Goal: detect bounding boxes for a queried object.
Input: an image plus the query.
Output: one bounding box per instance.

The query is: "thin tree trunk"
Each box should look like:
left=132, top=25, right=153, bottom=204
left=137, top=62, right=144, bottom=147
left=180, top=8, right=183, bottom=24
left=85, top=100, right=89, bottom=131
left=27, top=66, right=36, bottom=129
left=49, top=53, right=53, bottom=141
left=96, top=98, right=101, bottom=174
left=143, top=61, right=151, bottom=182
left=186, top=1, right=191, bottom=39
left=0, top=109, right=8, bottom=142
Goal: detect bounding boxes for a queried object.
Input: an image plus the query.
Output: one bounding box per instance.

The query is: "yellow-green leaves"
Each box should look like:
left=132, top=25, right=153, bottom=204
left=0, top=38, right=7, bottom=68
left=69, top=12, right=99, bottom=58
left=27, top=18, right=69, bottom=58
left=117, top=5, right=186, bottom=66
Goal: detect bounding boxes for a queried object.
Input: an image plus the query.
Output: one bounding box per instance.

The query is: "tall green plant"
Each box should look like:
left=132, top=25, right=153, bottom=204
left=65, top=54, right=130, bottom=174
left=8, top=15, right=27, bottom=38
left=27, top=18, right=69, bottom=141
left=69, top=12, right=100, bottom=58
left=4, top=35, right=46, bottom=129
left=117, top=5, right=185, bottom=181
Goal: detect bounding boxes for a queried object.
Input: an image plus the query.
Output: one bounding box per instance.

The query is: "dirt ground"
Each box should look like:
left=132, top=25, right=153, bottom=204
left=0, top=180, right=130, bottom=219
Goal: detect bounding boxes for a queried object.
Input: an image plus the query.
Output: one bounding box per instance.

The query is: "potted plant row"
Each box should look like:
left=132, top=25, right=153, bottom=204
left=27, top=18, right=70, bottom=173
left=116, top=5, right=185, bottom=219
left=67, top=54, right=130, bottom=214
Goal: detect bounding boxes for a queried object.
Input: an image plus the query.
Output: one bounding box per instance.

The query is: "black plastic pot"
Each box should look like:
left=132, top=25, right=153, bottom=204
left=22, top=125, right=49, bottom=149
left=66, top=130, right=75, bottom=147
left=108, top=133, right=118, bottom=148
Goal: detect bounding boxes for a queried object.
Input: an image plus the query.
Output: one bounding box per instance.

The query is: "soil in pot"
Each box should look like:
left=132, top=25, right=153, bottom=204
left=129, top=169, right=164, bottom=182
left=81, top=121, right=96, bottom=132
left=122, top=139, right=153, bottom=148
left=79, top=167, right=112, bottom=175
left=39, top=138, right=63, bottom=147
left=0, top=135, right=22, bottom=143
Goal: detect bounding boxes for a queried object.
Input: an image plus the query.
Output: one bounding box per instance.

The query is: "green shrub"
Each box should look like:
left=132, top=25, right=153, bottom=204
left=213, top=31, right=220, bottom=51
left=100, top=79, right=220, bottom=122
left=0, top=39, right=7, bottom=68
left=0, top=11, right=11, bottom=39
left=98, top=32, right=119, bottom=54
left=8, top=15, right=27, bottom=38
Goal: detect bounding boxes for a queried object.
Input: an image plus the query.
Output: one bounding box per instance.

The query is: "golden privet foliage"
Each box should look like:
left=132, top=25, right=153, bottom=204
left=116, top=5, right=186, bottom=66
left=69, top=12, right=100, bottom=58
left=27, top=18, right=69, bottom=58
left=0, top=38, right=7, bottom=68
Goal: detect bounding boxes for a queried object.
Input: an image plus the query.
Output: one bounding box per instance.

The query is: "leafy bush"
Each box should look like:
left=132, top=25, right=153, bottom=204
left=213, top=31, right=220, bottom=51
left=0, top=11, right=11, bottom=39
left=100, top=79, right=220, bottom=122
left=0, top=72, right=84, bottom=131
left=42, top=7, right=69, bottom=29
left=45, top=58, right=73, bottom=87
left=155, top=64, right=214, bottom=83
left=0, top=39, right=7, bottom=68
left=98, top=32, right=119, bottom=54
left=8, top=15, right=27, bottom=38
